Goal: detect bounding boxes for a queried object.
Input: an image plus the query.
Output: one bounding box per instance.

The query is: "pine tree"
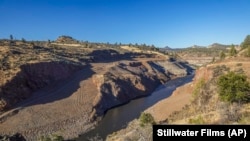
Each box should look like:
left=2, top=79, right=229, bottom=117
left=229, top=44, right=237, bottom=56
left=220, top=51, right=226, bottom=60
left=10, top=34, right=13, bottom=40
left=241, top=35, right=250, bottom=49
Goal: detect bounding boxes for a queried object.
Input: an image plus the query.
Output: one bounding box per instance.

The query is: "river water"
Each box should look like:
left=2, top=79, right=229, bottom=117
left=76, top=74, right=194, bottom=141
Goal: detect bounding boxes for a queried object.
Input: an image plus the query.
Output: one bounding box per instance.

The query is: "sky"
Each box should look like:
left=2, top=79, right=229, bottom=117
left=0, top=0, right=250, bottom=48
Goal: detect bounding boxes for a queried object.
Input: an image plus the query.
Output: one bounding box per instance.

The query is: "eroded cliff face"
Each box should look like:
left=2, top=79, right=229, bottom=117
left=0, top=61, right=83, bottom=112
left=91, top=61, right=188, bottom=117
left=0, top=59, right=190, bottom=140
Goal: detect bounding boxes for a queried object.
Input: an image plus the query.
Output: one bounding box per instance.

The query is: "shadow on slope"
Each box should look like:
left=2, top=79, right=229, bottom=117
left=0, top=61, right=94, bottom=113
left=87, top=49, right=157, bottom=62
left=78, top=74, right=194, bottom=141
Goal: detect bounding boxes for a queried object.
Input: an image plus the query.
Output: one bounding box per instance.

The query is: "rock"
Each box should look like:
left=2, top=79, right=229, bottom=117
left=0, top=61, right=83, bottom=112
left=0, top=133, right=26, bottom=141
left=56, top=35, right=78, bottom=44
left=92, top=60, right=188, bottom=116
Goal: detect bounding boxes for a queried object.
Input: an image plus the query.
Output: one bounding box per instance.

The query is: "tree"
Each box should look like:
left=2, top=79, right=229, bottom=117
left=10, top=34, right=13, bottom=40
left=246, top=45, right=250, bottom=57
left=139, top=112, right=155, bottom=127
left=212, top=57, right=215, bottom=63
left=241, top=35, right=250, bottom=49
left=217, top=71, right=250, bottom=103
left=219, top=51, right=226, bottom=60
left=229, top=44, right=237, bottom=56
left=21, top=38, right=26, bottom=43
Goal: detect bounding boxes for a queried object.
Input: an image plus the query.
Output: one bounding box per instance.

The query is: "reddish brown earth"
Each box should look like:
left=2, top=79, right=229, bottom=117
left=146, top=56, right=250, bottom=124
left=0, top=55, right=188, bottom=140
left=106, top=56, right=250, bottom=141
left=0, top=40, right=194, bottom=140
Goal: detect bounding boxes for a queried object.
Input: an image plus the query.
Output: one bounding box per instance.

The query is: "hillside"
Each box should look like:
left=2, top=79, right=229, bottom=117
left=107, top=48, right=250, bottom=141
left=159, top=43, right=232, bottom=67
left=0, top=37, right=191, bottom=140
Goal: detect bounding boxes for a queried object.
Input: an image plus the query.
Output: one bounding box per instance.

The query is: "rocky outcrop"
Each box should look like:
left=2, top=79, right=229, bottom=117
left=0, top=133, right=26, bottom=141
left=0, top=59, right=190, bottom=140
left=0, top=61, right=83, bottom=112
left=91, top=61, right=188, bottom=117
left=56, top=35, right=78, bottom=44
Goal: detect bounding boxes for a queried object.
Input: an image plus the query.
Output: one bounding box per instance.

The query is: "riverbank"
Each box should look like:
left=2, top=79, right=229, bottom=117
left=78, top=74, right=194, bottom=140
left=0, top=57, right=191, bottom=140
left=106, top=74, right=194, bottom=141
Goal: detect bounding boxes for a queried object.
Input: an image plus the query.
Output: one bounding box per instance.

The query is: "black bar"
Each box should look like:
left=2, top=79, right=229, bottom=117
left=153, top=125, right=250, bottom=140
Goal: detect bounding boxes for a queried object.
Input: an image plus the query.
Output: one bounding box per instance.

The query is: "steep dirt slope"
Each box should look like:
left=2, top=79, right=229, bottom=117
left=106, top=56, right=250, bottom=141
left=0, top=57, right=188, bottom=140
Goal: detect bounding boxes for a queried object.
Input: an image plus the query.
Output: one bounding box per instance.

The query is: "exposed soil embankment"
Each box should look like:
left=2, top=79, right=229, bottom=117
left=0, top=58, right=189, bottom=140
left=91, top=61, right=187, bottom=117
left=0, top=62, right=83, bottom=112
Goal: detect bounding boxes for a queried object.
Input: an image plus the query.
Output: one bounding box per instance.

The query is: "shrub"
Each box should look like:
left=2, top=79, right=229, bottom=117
left=246, top=45, right=250, bottom=57
left=188, top=115, right=205, bottom=124
left=192, top=78, right=205, bottom=99
left=213, top=65, right=230, bottom=77
left=217, top=71, right=250, bottom=103
left=241, top=35, right=250, bottom=49
left=139, top=112, right=155, bottom=127
left=239, top=111, right=250, bottom=124
left=229, top=44, right=237, bottom=56
left=220, top=51, right=226, bottom=60
left=39, top=134, right=64, bottom=141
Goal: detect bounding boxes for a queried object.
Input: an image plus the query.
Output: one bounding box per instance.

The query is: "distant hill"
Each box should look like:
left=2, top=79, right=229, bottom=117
left=159, top=46, right=183, bottom=52
left=159, top=46, right=172, bottom=52
left=161, top=43, right=232, bottom=52
left=207, top=43, right=231, bottom=49
left=187, top=45, right=206, bottom=48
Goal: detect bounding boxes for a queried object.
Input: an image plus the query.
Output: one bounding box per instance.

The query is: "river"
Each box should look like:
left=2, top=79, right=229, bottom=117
left=76, top=74, right=194, bottom=141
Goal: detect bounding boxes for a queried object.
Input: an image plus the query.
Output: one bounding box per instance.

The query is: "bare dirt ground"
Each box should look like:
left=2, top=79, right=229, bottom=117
left=145, top=82, right=193, bottom=122
left=146, top=57, right=250, bottom=124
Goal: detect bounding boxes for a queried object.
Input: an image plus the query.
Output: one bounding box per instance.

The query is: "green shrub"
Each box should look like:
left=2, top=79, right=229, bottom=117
left=139, top=112, right=155, bottom=127
left=220, top=51, right=226, bottom=60
left=229, top=44, right=237, bottom=56
left=39, top=134, right=64, bottom=141
left=217, top=71, right=250, bottom=103
left=188, top=115, right=205, bottom=124
left=192, top=78, right=205, bottom=99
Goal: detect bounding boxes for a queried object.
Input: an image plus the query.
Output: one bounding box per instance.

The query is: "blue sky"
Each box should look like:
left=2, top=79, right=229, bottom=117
left=0, top=0, right=250, bottom=48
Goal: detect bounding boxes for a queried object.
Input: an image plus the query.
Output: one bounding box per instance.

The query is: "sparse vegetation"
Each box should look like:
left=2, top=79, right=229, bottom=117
left=246, top=45, right=250, bottom=57
left=213, top=65, right=230, bottom=77
left=188, top=115, right=205, bottom=124
left=220, top=51, right=226, bottom=60
left=229, top=44, right=237, bottom=56
left=192, top=78, right=205, bottom=100
left=241, top=35, right=250, bottom=49
left=217, top=102, right=241, bottom=123
left=238, top=111, right=250, bottom=123
left=39, top=134, right=64, bottom=141
left=217, top=71, right=250, bottom=103
left=211, top=57, right=215, bottom=63
left=21, top=38, right=26, bottom=43
left=139, top=112, right=155, bottom=127
left=236, top=63, right=242, bottom=66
